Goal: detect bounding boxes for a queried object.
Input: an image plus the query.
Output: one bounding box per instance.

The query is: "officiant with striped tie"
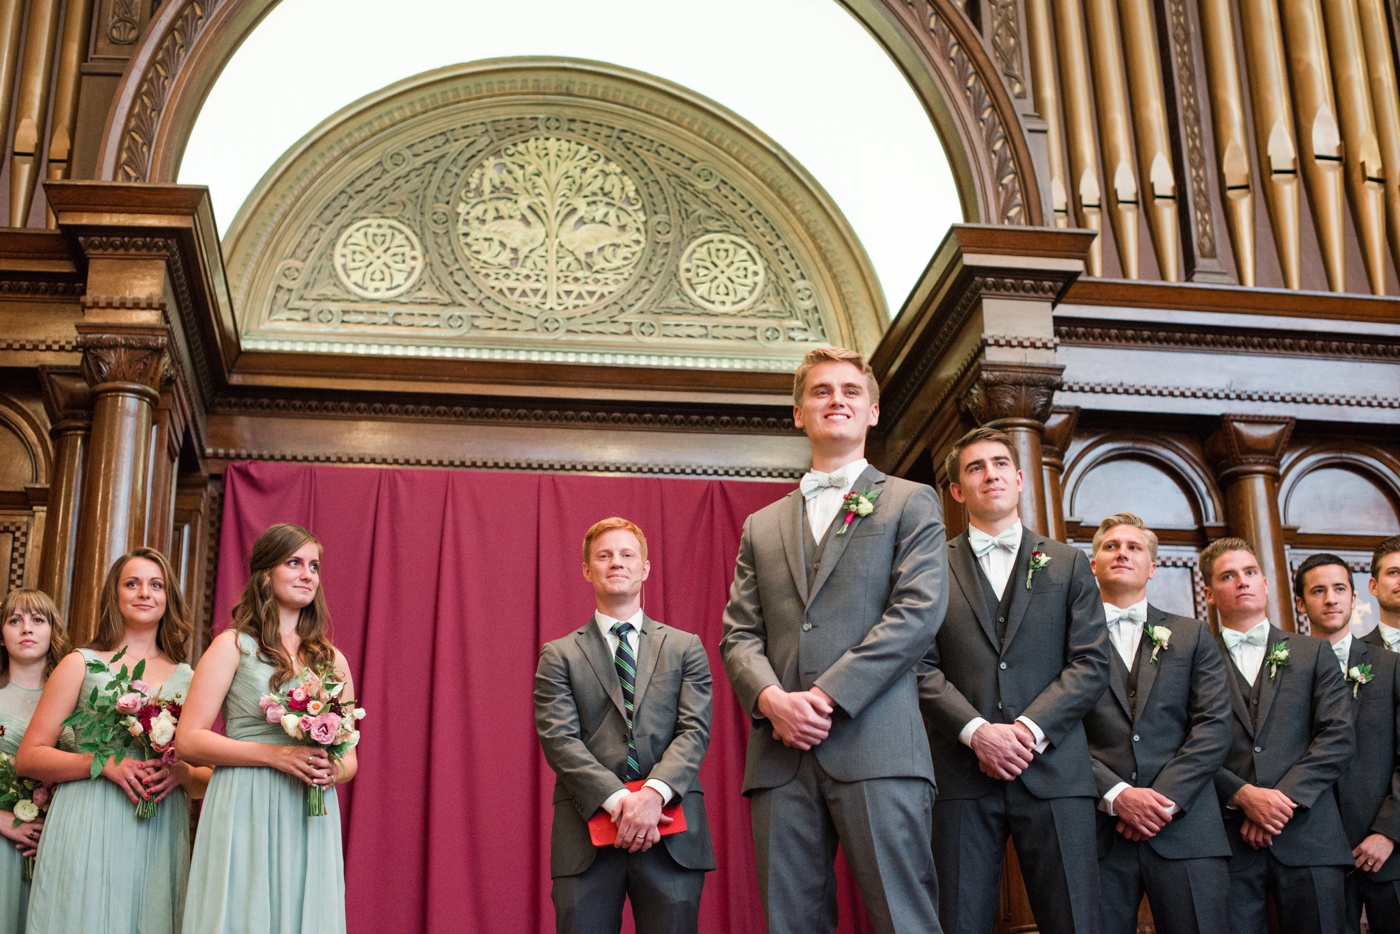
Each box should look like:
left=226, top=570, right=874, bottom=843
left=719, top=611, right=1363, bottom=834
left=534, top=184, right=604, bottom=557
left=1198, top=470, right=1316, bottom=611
left=534, top=517, right=715, bottom=934
left=916, top=426, right=1111, bottom=934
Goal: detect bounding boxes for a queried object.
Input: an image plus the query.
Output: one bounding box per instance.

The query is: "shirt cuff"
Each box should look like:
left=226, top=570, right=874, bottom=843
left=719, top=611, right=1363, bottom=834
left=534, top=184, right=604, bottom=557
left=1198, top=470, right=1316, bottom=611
left=1101, top=782, right=1131, bottom=816
left=1016, top=716, right=1049, bottom=753
left=601, top=788, right=629, bottom=817
left=643, top=779, right=674, bottom=806
left=959, top=717, right=990, bottom=747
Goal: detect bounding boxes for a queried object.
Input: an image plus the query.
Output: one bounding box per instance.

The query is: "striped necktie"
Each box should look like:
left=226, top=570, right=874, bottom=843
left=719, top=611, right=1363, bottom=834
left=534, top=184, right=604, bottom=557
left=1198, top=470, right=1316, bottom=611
left=612, top=621, right=641, bottom=781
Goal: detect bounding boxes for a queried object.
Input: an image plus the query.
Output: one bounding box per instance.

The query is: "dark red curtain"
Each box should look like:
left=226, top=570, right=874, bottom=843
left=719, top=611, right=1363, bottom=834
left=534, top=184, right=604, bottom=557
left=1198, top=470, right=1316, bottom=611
left=214, top=461, right=877, bottom=933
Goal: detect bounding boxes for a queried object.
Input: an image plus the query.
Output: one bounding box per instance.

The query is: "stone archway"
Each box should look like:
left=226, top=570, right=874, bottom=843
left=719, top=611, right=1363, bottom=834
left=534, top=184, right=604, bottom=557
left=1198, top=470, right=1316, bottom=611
left=96, top=0, right=1042, bottom=229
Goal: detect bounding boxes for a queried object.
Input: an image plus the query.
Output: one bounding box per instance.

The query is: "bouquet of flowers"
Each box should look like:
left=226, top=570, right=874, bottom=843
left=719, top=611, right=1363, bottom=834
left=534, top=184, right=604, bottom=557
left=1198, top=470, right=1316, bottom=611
left=61, top=647, right=184, bottom=818
left=259, top=665, right=364, bottom=817
left=0, top=751, right=55, bottom=879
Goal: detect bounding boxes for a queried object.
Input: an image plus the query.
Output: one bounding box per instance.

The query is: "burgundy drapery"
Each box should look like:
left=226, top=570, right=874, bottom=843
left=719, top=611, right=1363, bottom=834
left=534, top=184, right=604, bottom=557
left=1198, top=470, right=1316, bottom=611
left=213, top=461, right=880, bottom=933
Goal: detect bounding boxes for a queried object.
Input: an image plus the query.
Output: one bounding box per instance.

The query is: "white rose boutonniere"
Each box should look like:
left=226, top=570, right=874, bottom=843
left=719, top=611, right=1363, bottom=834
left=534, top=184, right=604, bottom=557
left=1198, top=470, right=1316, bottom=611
left=1267, top=642, right=1290, bottom=680
left=1346, top=663, right=1373, bottom=698
left=1146, top=626, right=1171, bottom=664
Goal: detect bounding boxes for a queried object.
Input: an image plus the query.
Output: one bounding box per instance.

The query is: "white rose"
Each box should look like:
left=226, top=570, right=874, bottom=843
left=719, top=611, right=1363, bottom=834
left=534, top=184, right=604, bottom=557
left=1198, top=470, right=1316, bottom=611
left=1151, top=626, right=1171, bottom=646
left=280, top=713, right=303, bottom=739
left=352, top=707, right=367, bottom=721
left=148, top=710, right=177, bottom=746
left=343, top=730, right=361, bottom=749
left=126, top=717, right=144, bottom=737
left=13, top=799, right=39, bottom=822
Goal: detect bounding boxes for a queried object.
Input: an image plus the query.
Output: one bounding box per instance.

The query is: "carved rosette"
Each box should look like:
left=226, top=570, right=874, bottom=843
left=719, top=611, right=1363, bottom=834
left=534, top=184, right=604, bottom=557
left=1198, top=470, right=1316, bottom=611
left=1204, top=414, right=1295, bottom=482
left=962, top=361, right=1065, bottom=428
left=76, top=328, right=170, bottom=397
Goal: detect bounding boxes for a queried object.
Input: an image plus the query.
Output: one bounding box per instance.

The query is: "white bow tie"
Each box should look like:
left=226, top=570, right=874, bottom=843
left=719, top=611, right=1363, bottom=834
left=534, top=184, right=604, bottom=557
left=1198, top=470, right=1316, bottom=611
left=969, top=527, right=1018, bottom=558
left=800, top=469, right=850, bottom=499
left=1105, top=605, right=1145, bottom=629
left=1222, top=626, right=1267, bottom=651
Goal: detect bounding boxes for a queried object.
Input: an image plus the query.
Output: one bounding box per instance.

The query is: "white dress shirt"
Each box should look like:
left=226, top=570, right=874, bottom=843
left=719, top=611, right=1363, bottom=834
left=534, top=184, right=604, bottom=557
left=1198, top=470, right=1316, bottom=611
left=1377, top=622, right=1400, bottom=653
left=958, top=521, right=1046, bottom=753
left=1222, top=619, right=1271, bottom=686
left=802, top=458, right=868, bottom=540
left=595, top=610, right=674, bottom=816
left=1105, top=600, right=1148, bottom=668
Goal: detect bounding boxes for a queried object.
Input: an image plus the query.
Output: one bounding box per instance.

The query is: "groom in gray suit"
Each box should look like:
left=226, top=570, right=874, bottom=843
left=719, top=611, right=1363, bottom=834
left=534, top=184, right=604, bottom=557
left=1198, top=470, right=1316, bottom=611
left=721, top=346, right=946, bottom=934
left=918, top=426, right=1110, bottom=934
left=535, top=517, right=715, bottom=934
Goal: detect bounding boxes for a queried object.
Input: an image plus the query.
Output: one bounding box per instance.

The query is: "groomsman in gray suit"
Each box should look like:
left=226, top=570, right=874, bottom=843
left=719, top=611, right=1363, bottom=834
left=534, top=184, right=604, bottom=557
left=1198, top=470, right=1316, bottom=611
left=918, top=426, right=1111, bottom=934
left=1294, top=551, right=1400, bottom=932
left=535, top=517, right=715, bottom=934
left=1205, top=538, right=1353, bottom=934
left=1362, top=536, right=1400, bottom=653
left=721, top=346, right=946, bottom=934
left=1082, top=513, right=1232, bottom=934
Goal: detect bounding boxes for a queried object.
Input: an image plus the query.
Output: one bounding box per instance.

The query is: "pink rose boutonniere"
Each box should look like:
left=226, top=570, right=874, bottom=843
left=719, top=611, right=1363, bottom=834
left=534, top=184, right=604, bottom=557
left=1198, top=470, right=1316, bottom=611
left=835, top=488, right=880, bottom=536
left=1025, top=550, right=1051, bottom=589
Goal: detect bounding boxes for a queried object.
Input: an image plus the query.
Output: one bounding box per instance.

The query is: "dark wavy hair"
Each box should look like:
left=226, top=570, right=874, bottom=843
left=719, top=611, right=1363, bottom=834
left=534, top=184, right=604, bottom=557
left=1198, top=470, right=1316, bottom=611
left=0, top=589, right=71, bottom=686
left=91, top=548, right=191, bottom=664
left=230, top=523, right=336, bottom=691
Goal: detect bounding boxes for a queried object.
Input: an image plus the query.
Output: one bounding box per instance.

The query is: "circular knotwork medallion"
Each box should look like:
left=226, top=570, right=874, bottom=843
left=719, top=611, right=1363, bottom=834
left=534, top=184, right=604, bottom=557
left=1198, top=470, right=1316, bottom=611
left=333, top=218, right=424, bottom=299
left=679, top=233, right=766, bottom=312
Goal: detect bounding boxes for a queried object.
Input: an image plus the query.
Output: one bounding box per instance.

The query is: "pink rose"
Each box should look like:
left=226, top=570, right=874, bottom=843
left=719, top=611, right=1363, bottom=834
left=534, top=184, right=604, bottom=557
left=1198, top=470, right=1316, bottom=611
left=264, top=702, right=287, bottom=724
left=31, top=785, right=50, bottom=807
left=130, top=680, right=152, bottom=695
left=258, top=694, right=277, bottom=713
left=162, top=747, right=178, bottom=766
left=299, top=715, right=313, bottom=734
left=115, top=692, right=142, bottom=714
left=306, top=712, right=342, bottom=746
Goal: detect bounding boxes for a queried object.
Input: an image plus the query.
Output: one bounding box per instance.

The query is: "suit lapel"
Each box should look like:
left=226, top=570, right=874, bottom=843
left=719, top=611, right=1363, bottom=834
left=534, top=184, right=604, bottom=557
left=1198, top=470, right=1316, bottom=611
left=1349, top=639, right=1371, bottom=704
left=808, top=467, right=886, bottom=602
left=1107, top=644, right=1132, bottom=717
left=1217, top=632, right=1256, bottom=738
left=578, top=617, right=626, bottom=718
left=950, top=534, right=999, bottom=648
left=1132, top=608, right=1166, bottom=722
left=778, top=489, right=809, bottom=606
left=1254, top=627, right=1287, bottom=732
left=1000, top=534, right=1038, bottom=647
left=631, top=615, right=665, bottom=713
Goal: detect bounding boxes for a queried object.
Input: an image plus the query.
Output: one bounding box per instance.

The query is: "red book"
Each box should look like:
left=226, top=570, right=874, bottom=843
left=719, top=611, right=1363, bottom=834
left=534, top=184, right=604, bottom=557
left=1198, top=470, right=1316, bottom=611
left=587, top=781, right=689, bottom=847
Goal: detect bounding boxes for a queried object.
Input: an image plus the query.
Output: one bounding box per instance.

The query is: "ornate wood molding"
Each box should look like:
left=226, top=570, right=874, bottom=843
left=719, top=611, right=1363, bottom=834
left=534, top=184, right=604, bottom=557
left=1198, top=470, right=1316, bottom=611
left=1205, top=415, right=1295, bottom=481
left=37, top=366, right=93, bottom=431
left=1041, top=406, right=1080, bottom=464
left=1061, top=381, right=1400, bottom=410
left=0, top=518, right=29, bottom=592
left=202, top=448, right=804, bottom=480
left=1056, top=322, right=1400, bottom=361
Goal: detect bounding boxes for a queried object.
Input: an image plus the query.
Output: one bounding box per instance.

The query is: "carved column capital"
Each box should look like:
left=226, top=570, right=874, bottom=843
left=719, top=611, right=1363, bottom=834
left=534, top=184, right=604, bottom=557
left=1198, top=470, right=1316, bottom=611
left=1040, top=405, right=1080, bottom=467
left=37, top=366, right=94, bottom=434
left=961, top=360, right=1065, bottom=429
left=75, top=325, right=170, bottom=398
left=1204, top=415, right=1295, bottom=482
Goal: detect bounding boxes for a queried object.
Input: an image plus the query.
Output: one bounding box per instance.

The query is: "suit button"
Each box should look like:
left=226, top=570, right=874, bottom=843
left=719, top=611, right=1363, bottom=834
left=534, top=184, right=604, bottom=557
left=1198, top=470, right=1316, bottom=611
left=801, top=622, right=812, bottom=632
left=997, top=702, right=1003, bottom=710
left=1132, top=734, right=1140, bottom=742
left=999, top=662, right=1008, bottom=670
left=1254, top=746, right=1263, bottom=753
left=1130, top=772, right=1137, bottom=780
left=1129, top=690, right=1136, bottom=697
left=998, top=616, right=1006, bottom=623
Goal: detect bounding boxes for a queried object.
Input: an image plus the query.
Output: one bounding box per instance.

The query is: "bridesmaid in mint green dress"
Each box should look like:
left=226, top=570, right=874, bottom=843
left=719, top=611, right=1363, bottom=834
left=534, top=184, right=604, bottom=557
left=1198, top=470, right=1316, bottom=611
left=0, top=589, right=71, bottom=934
left=17, top=549, right=211, bottom=934
left=178, top=523, right=358, bottom=934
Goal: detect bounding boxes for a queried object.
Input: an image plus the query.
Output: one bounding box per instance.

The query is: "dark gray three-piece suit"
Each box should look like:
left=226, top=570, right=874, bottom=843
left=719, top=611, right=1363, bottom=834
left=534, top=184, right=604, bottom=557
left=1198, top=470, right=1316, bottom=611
left=919, top=531, right=1111, bottom=934
left=721, top=465, right=947, bottom=934
left=1082, top=607, right=1232, bottom=934
left=535, top=615, right=716, bottom=933
left=1213, top=625, right=1354, bottom=934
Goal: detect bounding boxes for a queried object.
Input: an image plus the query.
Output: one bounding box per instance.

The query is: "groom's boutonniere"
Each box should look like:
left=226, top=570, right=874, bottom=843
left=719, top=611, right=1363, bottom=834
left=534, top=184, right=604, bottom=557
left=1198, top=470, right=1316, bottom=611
left=1267, top=642, right=1290, bottom=680
left=1025, top=550, right=1051, bottom=589
left=1146, top=626, right=1171, bottom=664
left=835, top=488, right=880, bottom=536
left=1347, top=663, right=1373, bottom=698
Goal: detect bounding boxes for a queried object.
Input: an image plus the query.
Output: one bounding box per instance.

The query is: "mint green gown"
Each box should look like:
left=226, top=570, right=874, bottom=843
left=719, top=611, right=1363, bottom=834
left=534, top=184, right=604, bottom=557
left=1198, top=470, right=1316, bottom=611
left=181, top=634, right=346, bottom=934
left=0, top=681, right=44, bottom=934
left=24, top=650, right=193, bottom=934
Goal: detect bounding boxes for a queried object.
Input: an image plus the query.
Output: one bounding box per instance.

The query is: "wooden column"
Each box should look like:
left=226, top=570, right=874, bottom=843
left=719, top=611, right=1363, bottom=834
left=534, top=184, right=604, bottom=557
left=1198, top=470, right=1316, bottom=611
left=66, top=325, right=168, bottom=646
left=1205, top=415, right=1296, bottom=629
left=35, top=366, right=92, bottom=622
left=963, top=361, right=1065, bottom=537
left=1040, top=406, right=1079, bottom=542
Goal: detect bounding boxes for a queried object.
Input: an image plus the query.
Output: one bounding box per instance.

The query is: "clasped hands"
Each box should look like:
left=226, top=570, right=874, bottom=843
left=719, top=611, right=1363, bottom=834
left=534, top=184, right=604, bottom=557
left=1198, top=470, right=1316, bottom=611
left=970, top=721, right=1037, bottom=780
left=0, top=814, right=42, bottom=858
left=1113, top=787, right=1177, bottom=841
left=611, top=786, right=672, bottom=854
left=757, top=685, right=834, bottom=750
left=1232, top=784, right=1297, bottom=849
left=100, top=755, right=187, bottom=804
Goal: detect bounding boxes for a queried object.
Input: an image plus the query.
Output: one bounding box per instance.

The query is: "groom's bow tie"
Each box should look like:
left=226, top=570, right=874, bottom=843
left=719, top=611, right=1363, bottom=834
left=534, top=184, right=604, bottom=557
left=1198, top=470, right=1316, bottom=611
left=969, top=527, right=1018, bottom=558
left=800, top=469, right=849, bottom=499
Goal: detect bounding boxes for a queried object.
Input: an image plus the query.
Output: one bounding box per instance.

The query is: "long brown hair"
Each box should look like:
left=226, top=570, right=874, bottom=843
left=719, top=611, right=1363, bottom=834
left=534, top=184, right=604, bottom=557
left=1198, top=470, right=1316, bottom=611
left=230, top=523, right=336, bottom=691
left=91, top=548, right=191, bottom=664
left=0, top=589, right=71, bottom=687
